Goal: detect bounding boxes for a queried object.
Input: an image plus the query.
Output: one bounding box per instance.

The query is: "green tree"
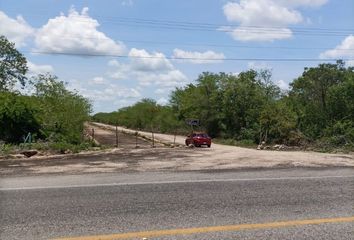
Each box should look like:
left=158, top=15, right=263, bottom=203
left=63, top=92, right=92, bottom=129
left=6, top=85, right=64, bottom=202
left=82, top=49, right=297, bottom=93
left=221, top=70, right=266, bottom=139
left=0, top=92, right=41, bottom=143
left=259, top=100, right=297, bottom=144
left=0, top=36, right=28, bottom=91
left=289, top=60, right=348, bottom=139
left=32, top=74, right=92, bottom=143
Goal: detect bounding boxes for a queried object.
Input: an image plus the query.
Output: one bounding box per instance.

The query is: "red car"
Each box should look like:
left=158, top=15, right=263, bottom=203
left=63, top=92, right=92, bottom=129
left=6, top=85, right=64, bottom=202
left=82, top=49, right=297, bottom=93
left=185, top=132, right=211, bottom=147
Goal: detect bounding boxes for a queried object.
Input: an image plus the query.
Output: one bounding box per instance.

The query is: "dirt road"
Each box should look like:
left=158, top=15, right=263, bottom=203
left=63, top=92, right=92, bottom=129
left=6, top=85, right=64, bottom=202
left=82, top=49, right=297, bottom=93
left=0, top=122, right=353, bottom=176
left=92, top=122, right=354, bottom=169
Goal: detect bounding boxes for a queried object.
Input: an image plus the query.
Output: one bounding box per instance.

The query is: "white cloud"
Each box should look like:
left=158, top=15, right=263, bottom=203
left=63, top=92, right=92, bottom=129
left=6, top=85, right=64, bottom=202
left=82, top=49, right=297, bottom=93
left=157, top=97, right=168, bottom=105
left=109, top=48, right=188, bottom=88
left=136, top=69, right=187, bottom=87
left=0, top=11, right=34, bottom=47
left=35, top=7, right=126, bottom=55
left=223, top=0, right=302, bottom=26
left=27, top=61, right=54, bottom=75
left=320, top=35, right=354, bottom=66
left=248, top=61, right=271, bottom=70
left=222, top=0, right=327, bottom=42
left=222, top=26, right=293, bottom=42
left=121, top=0, right=134, bottom=6
left=129, top=48, right=174, bottom=71
left=274, top=0, right=328, bottom=8
left=276, top=79, right=289, bottom=90
left=68, top=79, right=140, bottom=102
left=155, top=88, right=174, bottom=95
left=172, top=49, right=225, bottom=64
left=90, top=77, right=106, bottom=85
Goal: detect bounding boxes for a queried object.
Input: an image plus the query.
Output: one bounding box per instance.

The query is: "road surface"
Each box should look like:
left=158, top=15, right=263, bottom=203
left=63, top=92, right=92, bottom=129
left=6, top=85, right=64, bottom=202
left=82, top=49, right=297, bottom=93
left=1, top=168, right=353, bottom=239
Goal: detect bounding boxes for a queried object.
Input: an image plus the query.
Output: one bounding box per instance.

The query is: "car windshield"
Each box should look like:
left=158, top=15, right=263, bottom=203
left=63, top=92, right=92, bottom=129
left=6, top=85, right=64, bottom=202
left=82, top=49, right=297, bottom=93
left=196, top=134, right=209, bottom=138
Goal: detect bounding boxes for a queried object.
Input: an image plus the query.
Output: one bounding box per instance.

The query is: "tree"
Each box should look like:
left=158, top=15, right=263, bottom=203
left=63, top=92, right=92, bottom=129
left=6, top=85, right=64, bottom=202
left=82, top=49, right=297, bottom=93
left=221, top=70, right=266, bottom=139
left=32, top=74, right=92, bottom=143
left=289, top=60, right=348, bottom=139
left=0, top=36, right=28, bottom=91
left=259, top=100, right=297, bottom=144
left=0, top=92, right=41, bottom=143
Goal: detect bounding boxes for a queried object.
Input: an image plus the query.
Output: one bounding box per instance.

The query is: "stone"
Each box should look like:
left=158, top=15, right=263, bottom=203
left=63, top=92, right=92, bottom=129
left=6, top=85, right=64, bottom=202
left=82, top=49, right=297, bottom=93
left=21, top=150, right=38, bottom=158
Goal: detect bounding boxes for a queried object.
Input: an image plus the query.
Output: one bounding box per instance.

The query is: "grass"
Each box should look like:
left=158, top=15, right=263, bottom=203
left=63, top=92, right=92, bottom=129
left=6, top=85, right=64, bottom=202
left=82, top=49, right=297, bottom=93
left=0, top=140, right=101, bottom=156
left=213, top=138, right=354, bottom=154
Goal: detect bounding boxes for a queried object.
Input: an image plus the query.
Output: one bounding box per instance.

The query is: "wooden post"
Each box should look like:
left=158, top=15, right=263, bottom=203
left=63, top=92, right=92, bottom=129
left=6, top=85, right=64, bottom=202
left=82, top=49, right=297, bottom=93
left=151, top=124, right=155, bottom=148
left=135, top=131, right=138, bottom=148
left=115, top=125, right=119, bottom=148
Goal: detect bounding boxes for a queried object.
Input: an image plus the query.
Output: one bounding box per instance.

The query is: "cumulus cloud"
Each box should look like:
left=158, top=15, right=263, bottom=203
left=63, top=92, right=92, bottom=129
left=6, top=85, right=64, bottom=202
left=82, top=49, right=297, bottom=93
left=121, top=0, right=134, bottom=6
left=35, top=7, right=126, bottom=55
left=276, top=79, right=289, bottom=90
left=155, top=88, right=166, bottom=94
left=320, top=35, right=354, bottom=66
left=68, top=79, right=140, bottom=102
left=136, top=69, right=187, bottom=87
left=157, top=97, right=168, bottom=105
left=129, top=48, right=174, bottom=71
left=172, top=49, right=225, bottom=64
left=248, top=61, right=271, bottom=70
left=223, top=0, right=302, bottom=26
left=222, top=0, right=327, bottom=42
left=109, top=48, right=188, bottom=88
left=27, top=61, right=54, bottom=75
left=89, top=77, right=106, bottom=85
left=0, top=11, right=34, bottom=47
left=274, top=0, right=328, bottom=8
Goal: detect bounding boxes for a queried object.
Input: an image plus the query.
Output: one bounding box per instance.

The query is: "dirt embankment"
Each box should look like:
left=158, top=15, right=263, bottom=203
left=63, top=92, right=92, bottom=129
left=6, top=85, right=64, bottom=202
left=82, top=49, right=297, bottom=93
left=0, top=122, right=353, bottom=176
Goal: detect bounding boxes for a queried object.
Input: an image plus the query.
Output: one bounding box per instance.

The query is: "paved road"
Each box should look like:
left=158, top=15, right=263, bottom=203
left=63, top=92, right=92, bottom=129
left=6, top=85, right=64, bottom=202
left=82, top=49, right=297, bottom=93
left=1, top=168, right=353, bottom=239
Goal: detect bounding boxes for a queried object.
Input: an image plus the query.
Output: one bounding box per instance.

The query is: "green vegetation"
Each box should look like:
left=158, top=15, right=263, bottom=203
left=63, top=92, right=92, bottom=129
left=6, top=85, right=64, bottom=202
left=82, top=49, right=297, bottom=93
left=1, top=35, right=353, bottom=153
left=94, top=62, right=354, bottom=151
left=0, top=36, right=93, bottom=153
left=93, top=98, right=186, bottom=134
left=0, top=36, right=28, bottom=91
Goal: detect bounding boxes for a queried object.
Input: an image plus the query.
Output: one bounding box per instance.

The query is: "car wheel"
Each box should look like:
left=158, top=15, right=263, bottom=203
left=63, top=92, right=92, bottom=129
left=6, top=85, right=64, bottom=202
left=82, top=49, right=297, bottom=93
left=207, top=145, right=211, bottom=148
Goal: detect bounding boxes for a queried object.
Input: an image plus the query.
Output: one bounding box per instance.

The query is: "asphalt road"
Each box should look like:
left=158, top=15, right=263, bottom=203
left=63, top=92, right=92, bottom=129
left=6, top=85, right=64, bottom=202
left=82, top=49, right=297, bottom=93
left=1, top=168, right=354, bottom=240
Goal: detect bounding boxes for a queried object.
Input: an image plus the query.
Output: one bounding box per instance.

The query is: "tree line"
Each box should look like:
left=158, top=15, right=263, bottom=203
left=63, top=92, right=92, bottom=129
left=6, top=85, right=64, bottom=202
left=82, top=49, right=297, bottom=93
left=94, top=61, right=354, bottom=150
left=0, top=36, right=91, bottom=146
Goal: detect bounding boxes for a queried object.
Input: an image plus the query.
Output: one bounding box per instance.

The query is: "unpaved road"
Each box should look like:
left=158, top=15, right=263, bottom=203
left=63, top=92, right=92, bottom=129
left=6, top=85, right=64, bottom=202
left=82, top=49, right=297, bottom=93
left=92, top=122, right=354, bottom=168
left=0, top=122, right=353, bottom=176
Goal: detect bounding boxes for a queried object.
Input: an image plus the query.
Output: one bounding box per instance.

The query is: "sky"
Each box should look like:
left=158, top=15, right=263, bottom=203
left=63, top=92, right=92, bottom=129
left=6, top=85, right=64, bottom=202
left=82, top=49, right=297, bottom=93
left=0, top=0, right=353, bottom=113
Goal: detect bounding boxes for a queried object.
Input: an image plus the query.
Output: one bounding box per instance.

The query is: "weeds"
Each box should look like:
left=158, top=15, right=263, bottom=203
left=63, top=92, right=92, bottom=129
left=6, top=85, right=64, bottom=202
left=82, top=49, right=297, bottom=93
left=0, top=140, right=100, bottom=156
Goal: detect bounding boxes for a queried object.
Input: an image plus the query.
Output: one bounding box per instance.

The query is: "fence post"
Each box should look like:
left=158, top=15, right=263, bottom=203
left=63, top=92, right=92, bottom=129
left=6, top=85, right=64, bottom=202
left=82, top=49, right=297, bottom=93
left=135, top=131, right=138, bottom=148
left=151, top=130, right=155, bottom=148
left=115, top=125, right=119, bottom=148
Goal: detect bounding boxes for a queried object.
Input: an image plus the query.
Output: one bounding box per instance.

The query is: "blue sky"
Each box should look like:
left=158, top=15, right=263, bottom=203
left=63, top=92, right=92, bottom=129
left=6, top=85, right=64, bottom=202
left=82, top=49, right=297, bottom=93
left=1, top=0, right=353, bottom=113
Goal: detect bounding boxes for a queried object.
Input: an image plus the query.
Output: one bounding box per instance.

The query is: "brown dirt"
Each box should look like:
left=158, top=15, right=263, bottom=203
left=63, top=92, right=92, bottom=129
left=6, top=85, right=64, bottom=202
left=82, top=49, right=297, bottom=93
left=0, top=122, right=353, bottom=176
left=84, top=123, right=160, bottom=148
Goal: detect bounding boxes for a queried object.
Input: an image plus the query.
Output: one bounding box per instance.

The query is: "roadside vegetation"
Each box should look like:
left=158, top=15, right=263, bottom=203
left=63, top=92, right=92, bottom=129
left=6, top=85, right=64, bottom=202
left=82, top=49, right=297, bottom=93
left=0, top=36, right=94, bottom=155
left=1, top=35, right=353, bottom=154
left=94, top=62, right=354, bottom=152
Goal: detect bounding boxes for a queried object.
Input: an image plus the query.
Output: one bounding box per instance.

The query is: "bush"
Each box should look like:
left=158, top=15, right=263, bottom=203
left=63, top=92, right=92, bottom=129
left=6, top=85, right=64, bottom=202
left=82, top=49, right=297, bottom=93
left=324, top=120, right=354, bottom=146
left=0, top=92, right=41, bottom=143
